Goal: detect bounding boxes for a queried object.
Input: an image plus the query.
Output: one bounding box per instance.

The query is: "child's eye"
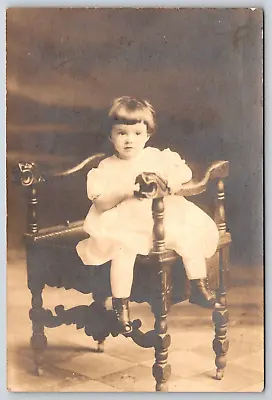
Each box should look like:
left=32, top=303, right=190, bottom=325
left=118, top=131, right=126, bottom=136
left=136, top=132, right=142, bottom=136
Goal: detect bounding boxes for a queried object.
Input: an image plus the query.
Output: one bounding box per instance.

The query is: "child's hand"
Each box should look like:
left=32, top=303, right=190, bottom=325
left=134, top=173, right=170, bottom=199
left=133, top=182, right=145, bottom=201
left=134, top=183, right=140, bottom=192
left=123, top=182, right=141, bottom=200
left=133, top=182, right=145, bottom=200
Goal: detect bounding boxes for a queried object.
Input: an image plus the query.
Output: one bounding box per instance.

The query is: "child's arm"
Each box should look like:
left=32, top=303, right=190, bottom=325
left=86, top=165, right=139, bottom=212
left=93, top=187, right=135, bottom=212
left=168, top=161, right=192, bottom=194
left=162, top=149, right=193, bottom=194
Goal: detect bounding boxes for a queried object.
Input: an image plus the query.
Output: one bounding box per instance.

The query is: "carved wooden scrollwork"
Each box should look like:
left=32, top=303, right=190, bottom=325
left=17, top=162, right=45, bottom=187
left=28, top=301, right=171, bottom=350
left=29, top=302, right=115, bottom=342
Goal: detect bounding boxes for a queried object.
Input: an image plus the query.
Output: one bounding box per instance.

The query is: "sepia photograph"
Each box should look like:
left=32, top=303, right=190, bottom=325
left=6, top=7, right=263, bottom=392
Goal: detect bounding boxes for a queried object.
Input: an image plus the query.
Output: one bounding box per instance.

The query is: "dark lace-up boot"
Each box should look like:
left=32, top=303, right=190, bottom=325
left=112, top=297, right=132, bottom=334
left=189, top=278, right=216, bottom=308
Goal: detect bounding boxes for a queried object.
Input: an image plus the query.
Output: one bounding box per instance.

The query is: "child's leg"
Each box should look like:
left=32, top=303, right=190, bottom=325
left=183, top=256, right=216, bottom=308
left=182, top=256, right=207, bottom=280
left=110, top=247, right=137, bottom=334
left=110, top=248, right=137, bottom=298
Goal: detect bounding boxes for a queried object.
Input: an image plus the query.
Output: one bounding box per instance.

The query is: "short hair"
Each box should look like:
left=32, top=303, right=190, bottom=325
left=108, top=96, right=156, bottom=135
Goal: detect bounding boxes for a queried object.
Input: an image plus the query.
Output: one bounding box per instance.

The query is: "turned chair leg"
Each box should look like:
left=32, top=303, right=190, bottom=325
left=212, top=247, right=229, bottom=380
left=29, top=285, right=48, bottom=376
left=23, top=183, right=48, bottom=374
left=92, top=292, right=109, bottom=353
left=212, top=301, right=229, bottom=380
left=153, top=315, right=172, bottom=391
left=96, top=339, right=105, bottom=353
left=151, top=197, right=173, bottom=391
left=151, top=262, right=172, bottom=391
left=212, top=178, right=230, bottom=379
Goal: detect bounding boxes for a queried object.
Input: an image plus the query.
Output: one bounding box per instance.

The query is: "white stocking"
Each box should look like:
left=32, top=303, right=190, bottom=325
left=183, top=256, right=207, bottom=280
left=110, top=248, right=137, bottom=298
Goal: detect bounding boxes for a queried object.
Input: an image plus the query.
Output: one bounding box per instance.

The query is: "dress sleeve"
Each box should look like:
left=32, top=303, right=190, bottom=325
left=161, top=148, right=193, bottom=194
left=86, top=160, right=110, bottom=201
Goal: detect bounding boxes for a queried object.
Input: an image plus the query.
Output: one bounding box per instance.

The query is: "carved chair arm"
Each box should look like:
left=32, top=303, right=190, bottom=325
left=176, top=160, right=229, bottom=197
left=136, top=160, right=229, bottom=199
left=13, top=154, right=228, bottom=238
left=12, top=153, right=106, bottom=235
left=46, top=153, right=106, bottom=178
left=13, top=153, right=106, bottom=187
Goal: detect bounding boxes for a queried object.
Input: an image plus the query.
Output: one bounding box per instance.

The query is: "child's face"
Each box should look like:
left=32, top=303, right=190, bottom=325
left=110, top=122, right=150, bottom=160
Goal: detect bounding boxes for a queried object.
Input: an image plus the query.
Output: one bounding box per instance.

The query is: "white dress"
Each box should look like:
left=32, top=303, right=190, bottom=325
left=76, top=147, right=219, bottom=266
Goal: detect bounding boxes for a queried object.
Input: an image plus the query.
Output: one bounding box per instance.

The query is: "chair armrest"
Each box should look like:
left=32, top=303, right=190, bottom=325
left=12, top=153, right=106, bottom=235
left=134, top=160, right=229, bottom=200
left=47, top=153, right=106, bottom=178
left=176, top=160, right=229, bottom=196
left=13, top=153, right=106, bottom=186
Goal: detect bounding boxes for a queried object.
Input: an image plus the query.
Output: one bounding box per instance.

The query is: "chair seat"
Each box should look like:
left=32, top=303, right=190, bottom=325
left=25, top=219, right=230, bottom=295
left=26, top=220, right=231, bottom=254
left=25, top=221, right=88, bottom=249
left=27, top=222, right=181, bottom=265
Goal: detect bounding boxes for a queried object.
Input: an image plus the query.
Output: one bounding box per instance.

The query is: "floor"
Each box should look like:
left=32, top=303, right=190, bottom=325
left=7, top=249, right=264, bottom=393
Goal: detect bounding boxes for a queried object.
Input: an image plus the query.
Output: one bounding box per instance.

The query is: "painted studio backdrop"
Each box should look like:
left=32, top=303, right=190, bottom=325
left=7, top=8, right=263, bottom=268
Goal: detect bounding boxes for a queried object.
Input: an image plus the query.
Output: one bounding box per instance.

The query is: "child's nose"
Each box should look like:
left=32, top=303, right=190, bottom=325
left=125, top=133, right=133, bottom=142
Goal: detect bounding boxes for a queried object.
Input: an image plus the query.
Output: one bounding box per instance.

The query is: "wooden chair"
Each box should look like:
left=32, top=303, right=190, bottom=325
left=14, top=153, right=231, bottom=392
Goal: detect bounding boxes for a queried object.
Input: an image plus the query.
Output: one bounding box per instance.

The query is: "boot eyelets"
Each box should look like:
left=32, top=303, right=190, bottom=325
left=112, top=297, right=132, bottom=334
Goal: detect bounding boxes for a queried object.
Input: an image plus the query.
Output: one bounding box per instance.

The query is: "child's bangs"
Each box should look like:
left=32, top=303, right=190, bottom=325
left=121, top=108, right=150, bottom=123
left=117, top=108, right=155, bottom=132
left=109, top=97, right=156, bottom=134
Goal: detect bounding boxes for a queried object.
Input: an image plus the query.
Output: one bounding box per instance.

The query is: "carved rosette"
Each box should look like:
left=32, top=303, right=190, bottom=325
left=17, top=162, right=44, bottom=187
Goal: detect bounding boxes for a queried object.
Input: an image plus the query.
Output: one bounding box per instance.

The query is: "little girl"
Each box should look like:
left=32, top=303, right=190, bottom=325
left=77, top=96, right=219, bottom=333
